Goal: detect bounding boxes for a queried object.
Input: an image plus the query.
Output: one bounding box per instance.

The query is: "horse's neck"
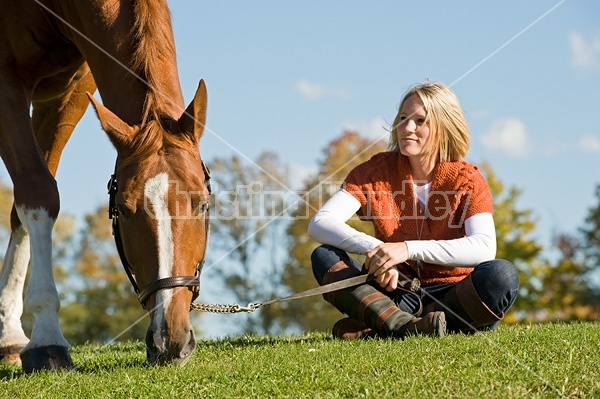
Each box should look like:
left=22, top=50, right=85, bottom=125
left=61, top=0, right=185, bottom=125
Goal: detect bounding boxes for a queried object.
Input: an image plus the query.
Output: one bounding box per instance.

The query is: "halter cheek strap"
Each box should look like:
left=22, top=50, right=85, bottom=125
left=108, top=161, right=211, bottom=310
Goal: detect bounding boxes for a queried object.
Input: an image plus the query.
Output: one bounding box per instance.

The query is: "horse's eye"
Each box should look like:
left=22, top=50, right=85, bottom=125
left=190, top=198, right=209, bottom=218
left=197, top=201, right=210, bottom=215
left=117, top=204, right=132, bottom=218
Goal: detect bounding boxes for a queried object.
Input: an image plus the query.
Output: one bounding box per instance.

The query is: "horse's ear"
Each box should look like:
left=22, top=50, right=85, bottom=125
left=178, top=79, right=207, bottom=142
left=86, top=93, right=135, bottom=150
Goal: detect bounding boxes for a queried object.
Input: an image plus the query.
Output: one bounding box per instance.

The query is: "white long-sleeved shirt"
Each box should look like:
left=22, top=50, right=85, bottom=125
left=308, top=188, right=496, bottom=267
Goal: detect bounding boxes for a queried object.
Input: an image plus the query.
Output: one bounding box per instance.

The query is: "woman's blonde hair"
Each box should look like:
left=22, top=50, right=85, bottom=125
left=388, top=81, right=470, bottom=163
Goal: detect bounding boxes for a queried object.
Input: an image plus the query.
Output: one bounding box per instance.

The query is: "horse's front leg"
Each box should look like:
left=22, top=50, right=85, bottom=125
left=16, top=67, right=96, bottom=373
left=0, top=75, right=73, bottom=372
left=0, top=218, right=31, bottom=366
left=16, top=203, right=73, bottom=373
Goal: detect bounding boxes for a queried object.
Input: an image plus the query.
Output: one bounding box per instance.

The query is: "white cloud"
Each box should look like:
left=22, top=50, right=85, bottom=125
left=569, top=32, right=600, bottom=72
left=342, top=117, right=389, bottom=141
left=480, top=118, right=531, bottom=158
left=578, top=135, right=600, bottom=153
left=295, top=80, right=351, bottom=100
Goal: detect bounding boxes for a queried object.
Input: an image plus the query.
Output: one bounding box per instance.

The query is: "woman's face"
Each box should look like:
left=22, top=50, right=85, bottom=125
left=396, top=94, right=431, bottom=158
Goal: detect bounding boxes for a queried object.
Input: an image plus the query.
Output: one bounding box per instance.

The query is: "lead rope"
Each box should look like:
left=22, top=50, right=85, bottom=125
left=189, top=275, right=375, bottom=314
left=189, top=274, right=422, bottom=314
left=190, top=302, right=257, bottom=314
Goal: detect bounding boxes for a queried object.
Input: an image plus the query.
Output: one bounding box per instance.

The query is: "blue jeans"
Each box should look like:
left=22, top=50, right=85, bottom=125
left=311, top=244, right=519, bottom=331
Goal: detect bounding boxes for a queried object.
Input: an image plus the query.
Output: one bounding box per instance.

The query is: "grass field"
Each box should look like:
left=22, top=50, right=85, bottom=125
left=0, top=322, right=598, bottom=398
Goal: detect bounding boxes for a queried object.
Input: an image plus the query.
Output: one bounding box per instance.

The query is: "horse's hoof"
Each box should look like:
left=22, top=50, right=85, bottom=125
left=20, top=345, right=74, bottom=373
left=0, top=345, right=25, bottom=367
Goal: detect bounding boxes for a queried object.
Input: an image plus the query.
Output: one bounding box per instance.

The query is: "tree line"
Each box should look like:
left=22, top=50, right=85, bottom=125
left=0, top=130, right=598, bottom=342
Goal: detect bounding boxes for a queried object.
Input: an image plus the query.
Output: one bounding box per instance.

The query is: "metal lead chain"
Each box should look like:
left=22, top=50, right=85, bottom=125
left=190, top=302, right=259, bottom=314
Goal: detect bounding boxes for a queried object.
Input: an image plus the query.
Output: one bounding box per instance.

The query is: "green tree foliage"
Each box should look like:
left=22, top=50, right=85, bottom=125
left=578, top=184, right=600, bottom=317
left=482, top=165, right=599, bottom=322
left=533, top=185, right=600, bottom=321
left=59, top=205, right=147, bottom=344
left=534, top=233, right=598, bottom=320
left=479, top=163, right=545, bottom=321
left=279, top=131, right=387, bottom=332
left=206, top=151, right=290, bottom=335
left=580, top=184, right=600, bottom=289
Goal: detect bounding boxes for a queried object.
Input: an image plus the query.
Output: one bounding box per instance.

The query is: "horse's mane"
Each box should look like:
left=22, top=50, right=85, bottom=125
left=130, top=0, right=175, bottom=124
left=120, top=0, right=193, bottom=168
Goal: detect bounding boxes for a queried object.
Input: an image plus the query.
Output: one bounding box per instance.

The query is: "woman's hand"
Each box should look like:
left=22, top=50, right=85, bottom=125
left=365, top=242, right=409, bottom=291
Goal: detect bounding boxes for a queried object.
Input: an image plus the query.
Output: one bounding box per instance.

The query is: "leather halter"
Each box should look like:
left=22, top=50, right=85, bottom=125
left=108, top=161, right=211, bottom=310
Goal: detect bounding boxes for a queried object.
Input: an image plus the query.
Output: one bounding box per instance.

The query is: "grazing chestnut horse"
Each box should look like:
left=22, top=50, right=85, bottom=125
left=0, top=0, right=210, bottom=371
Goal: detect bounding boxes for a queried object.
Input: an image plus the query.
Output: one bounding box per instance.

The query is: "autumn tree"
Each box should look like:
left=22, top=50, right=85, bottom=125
left=205, top=151, right=291, bottom=335
left=531, top=233, right=598, bottom=320
left=479, top=163, right=545, bottom=321
left=279, top=131, right=387, bottom=332
left=533, top=185, right=600, bottom=321
left=481, top=165, right=600, bottom=322
left=59, top=205, right=147, bottom=344
left=576, top=184, right=600, bottom=317
left=580, top=184, right=600, bottom=294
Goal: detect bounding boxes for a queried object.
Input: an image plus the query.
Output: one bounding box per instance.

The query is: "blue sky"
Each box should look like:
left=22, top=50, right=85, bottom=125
left=1, top=1, right=599, bottom=327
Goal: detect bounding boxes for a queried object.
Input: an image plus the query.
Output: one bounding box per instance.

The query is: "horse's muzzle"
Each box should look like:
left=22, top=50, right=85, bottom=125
left=145, top=327, right=197, bottom=366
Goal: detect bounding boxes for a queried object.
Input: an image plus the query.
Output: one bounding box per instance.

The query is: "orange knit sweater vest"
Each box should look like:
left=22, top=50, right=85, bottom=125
left=343, top=152, right=494, bottom=285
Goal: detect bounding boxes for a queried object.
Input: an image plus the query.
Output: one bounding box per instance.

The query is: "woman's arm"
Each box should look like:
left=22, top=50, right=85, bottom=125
left=365, top=212, right=496, bottom=290
left=405, top=212, right=496, bottom=266
left=307, top=189, right=383, bottom=254
left=309, top=189, right=496, bottom=266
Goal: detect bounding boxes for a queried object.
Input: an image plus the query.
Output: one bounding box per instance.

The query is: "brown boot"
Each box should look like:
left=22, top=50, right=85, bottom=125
left=323, top=261, right=445, bottom=338
left=429, top=274, right=502, bottom=334
left=332, top=318, right=378, bottom=340
left=402, top=311, right=447, bottom=337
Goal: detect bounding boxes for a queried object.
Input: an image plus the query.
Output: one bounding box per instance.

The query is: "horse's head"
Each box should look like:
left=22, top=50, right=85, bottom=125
left=88, top=81, right=209, bottom=366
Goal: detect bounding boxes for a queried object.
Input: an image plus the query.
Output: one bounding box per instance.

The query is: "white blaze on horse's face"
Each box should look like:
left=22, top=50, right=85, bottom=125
left=143, top=172, right=174, bottom=340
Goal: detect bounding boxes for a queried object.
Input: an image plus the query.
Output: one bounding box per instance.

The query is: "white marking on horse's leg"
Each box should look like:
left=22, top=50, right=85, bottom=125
left=144, top=173, right=174, bottom=340
left=16, top=206, right=68, bottom=349
left=0, top=225, right=31, bottom=348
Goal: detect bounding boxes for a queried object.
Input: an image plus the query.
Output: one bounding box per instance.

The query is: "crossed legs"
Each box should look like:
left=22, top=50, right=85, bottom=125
left=312, top=244, right=519, bottom=337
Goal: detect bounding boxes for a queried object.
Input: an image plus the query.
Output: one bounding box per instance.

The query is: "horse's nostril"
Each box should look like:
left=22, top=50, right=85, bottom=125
left=179, top=329, right=197, bottom=360
left=145, top=328, right=165, bottom=352
left=179, top=329, right=196, bottom=364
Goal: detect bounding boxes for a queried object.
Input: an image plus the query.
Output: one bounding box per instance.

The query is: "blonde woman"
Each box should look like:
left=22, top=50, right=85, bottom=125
left=308, top=81, right=519, bottom=338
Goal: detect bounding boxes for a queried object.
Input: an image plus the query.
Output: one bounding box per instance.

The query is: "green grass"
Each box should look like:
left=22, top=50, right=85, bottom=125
left=0, top=322, right=598, bottom=398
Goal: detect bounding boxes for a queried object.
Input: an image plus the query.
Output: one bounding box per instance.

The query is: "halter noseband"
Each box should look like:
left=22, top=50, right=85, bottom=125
left=108, top=161, right=211, bottom=310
